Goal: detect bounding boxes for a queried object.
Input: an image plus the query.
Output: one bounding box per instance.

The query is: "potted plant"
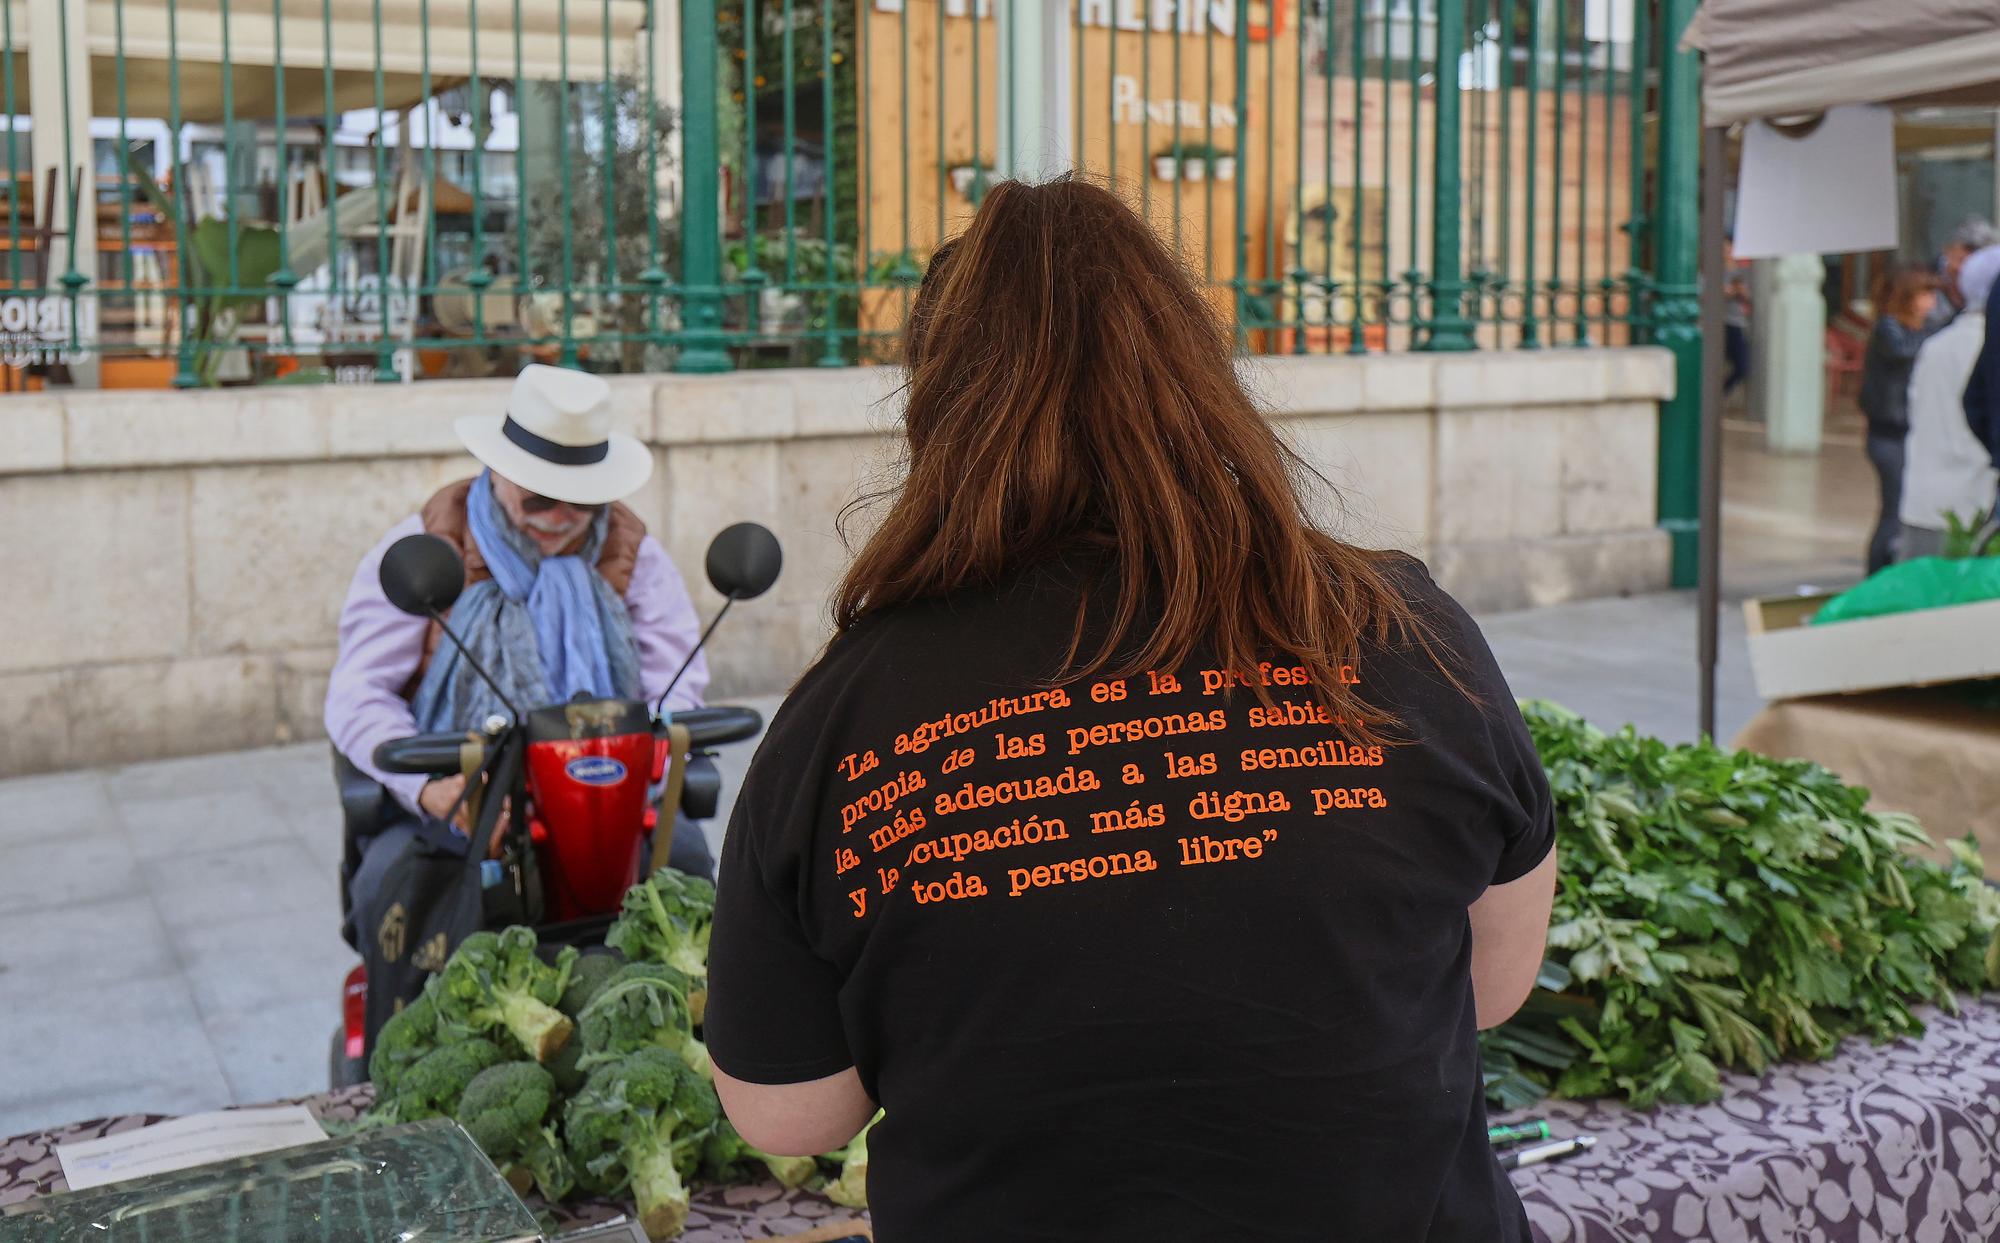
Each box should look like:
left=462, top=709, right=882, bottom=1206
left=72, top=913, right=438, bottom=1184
left=1152, top=147, right=1182, bottom=182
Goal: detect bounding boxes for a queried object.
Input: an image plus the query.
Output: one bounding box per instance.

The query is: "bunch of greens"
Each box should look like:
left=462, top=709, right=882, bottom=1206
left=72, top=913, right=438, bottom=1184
left=359, top=870, right=869, bottom=1239
left=1483, top=701, right=2000, bottom=1110
left=607, top=869, right=717, bottom=1024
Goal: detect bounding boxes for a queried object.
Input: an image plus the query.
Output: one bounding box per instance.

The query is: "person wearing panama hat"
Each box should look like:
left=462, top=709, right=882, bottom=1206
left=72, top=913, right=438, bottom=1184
left=324, top=365, right=714, bottom=1006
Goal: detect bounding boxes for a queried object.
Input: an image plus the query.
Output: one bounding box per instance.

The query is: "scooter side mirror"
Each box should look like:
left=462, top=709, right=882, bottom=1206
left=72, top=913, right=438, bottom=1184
left=380, top=533, right=467, bottom=616
left=705, top=522, right=783, bottom=601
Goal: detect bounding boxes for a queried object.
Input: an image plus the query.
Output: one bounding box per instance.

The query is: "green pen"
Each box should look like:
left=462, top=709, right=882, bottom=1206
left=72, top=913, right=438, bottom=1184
left=1488, top=1120, right=1552, bottom=1147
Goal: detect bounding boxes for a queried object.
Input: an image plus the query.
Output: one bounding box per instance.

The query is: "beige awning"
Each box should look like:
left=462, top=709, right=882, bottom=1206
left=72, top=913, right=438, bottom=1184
left=2, top=0, right=648, bottom=122
left=1686, top=0, right=2000, bottom=127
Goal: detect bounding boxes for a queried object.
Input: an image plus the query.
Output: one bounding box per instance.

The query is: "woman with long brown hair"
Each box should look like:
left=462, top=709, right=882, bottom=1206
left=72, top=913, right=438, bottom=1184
left=1858, top=265, right=1941, bottom=570
left=704, top=177, right=1557, bottom=1241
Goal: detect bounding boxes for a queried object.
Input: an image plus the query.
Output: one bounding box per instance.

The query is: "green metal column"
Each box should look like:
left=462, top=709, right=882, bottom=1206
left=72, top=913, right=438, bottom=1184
left=1421, top=0, right=1475, bottom=352
left=1653, top=0, right=1701, bottom=588
left=674, top=0, right=732, bottom=373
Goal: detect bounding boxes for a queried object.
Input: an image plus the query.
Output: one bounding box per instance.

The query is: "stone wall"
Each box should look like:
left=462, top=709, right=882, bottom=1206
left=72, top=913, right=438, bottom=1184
left=0, top=348, right=1672, bottom=775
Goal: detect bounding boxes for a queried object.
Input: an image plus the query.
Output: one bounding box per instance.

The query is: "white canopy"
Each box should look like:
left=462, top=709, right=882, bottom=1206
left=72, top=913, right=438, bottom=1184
left=1686, top=0, right=2000, bottom=127
left=4, top=0, right=648, bottom=122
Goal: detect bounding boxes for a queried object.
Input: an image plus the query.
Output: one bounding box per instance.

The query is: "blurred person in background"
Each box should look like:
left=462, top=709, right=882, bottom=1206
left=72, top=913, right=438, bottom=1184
left=1902, top=246, right=2000, bottom=558
left=1723, top=237, right=1752, bottom=400
left=1928, top=218, right=1999, bottom=330
left=1857, top=266, right=1940, bottom=572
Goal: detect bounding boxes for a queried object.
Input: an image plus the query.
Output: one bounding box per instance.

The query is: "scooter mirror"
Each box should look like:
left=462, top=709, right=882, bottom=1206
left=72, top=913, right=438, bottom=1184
left=705, top=522, right=783, bottom=600
left=380, top=533, right=467, bottom=616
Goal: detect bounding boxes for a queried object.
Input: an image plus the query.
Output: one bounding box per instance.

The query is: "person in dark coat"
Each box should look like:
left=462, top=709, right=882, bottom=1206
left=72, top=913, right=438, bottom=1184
left=1857, top=267, right=1940, bottom=572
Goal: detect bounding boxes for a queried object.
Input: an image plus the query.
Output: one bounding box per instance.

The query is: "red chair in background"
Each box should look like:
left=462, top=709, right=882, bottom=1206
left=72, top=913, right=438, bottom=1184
left=1825, top=317, right=1868, bottom=404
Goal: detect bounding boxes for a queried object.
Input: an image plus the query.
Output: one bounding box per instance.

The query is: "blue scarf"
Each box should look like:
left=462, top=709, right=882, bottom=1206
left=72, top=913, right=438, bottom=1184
left=410, top=470, right=643, bottom=733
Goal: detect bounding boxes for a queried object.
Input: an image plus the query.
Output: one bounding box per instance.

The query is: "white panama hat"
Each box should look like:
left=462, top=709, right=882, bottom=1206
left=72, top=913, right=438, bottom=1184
left=454, top=364, right=654, bottom=506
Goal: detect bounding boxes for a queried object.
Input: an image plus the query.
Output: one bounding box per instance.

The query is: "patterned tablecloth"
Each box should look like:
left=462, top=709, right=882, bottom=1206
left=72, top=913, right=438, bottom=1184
left=1508, top=999, right=2000, bottom=1243
left=0, top=1084, right=870, bottom=1241
left=6, top=1002, right=2000, bottom=1242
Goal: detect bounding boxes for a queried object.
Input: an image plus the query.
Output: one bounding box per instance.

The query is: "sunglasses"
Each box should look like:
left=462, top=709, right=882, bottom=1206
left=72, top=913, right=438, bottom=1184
left=519, top=491, right=605, bottom=515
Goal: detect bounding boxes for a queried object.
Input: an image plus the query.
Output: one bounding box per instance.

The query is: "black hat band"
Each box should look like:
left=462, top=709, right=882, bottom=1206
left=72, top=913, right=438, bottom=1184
left=502, top=415, right=610, bottom=465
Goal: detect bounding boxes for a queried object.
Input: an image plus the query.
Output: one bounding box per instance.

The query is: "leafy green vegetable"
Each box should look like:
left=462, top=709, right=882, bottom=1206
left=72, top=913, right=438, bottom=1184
left=456, top=1061, right=575, bottom=1201
left=606, top=869, right=716, bottom=1024
left=426, top=927, right=579, bottom=1062
left=1484, top=702, right=2000, bottom=1109
left=368, top=994, right=440, bottom=1098
left=561, top=952, right=625, bottom=1017
left=564, top=1047, right=719, bottom=1240
left=576, top=962, right=711, bottom=1078
left=701, top=1117, right=818, bottom=1189
left=377, top=1037, right=509, bottom=1123
left=821, top=1113, right=880, bottom=1210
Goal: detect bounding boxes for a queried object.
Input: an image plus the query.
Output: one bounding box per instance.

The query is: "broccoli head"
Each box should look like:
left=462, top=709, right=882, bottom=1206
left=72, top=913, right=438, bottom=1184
left=561, top=951, right=624, bottom=1017
left=367, top=993, right=440, bottom=1098
left=606, top=869, right=715, bottom=1022
left=564, top=1046, right=718, bottom=1239
left=456, top=1060, right=575, bottom=1201
left=822, top=1112, right=881, bottom=1210
left=382, top=1037, right=509, bottom=1123
left=576, top=962, right=710, bottom=1079
left=701, top=1117, right=817, bottom=1190
left=547, top=1028, right=589, bottom=1096
left=426, top=926, right=578, bottom=1061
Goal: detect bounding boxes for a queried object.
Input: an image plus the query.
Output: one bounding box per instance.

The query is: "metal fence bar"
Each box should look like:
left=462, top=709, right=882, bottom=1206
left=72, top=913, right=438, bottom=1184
left=1625, top=0, right=1651, bottom=342
left=1348, top=0, right=1367, bottom=354
left=170, top=0, right=199, bottom=386
left=1573, top=8, right=1591, bottom=346
left=817, top=0, right=841, bottom=365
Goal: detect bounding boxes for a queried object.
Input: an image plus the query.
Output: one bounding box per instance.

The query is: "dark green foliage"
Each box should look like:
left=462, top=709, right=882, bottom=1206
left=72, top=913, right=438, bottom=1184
left=1482, top=702, right=2000, bottom=1109
left=562, top=952, right=625, bottom=1017
left=368, top=993, right=440, bottom=1098
left=576, top=962, right=708, bottom=1077
left=381, top=1037, right=509, bottom=1123
left=457, top=1061, right=575, bottom=1201
left=564, top=1047, right=720, bottom=1239
left=425, top=926, right=579, bottom=1061
left=606, top=869, right=716, bottom=1022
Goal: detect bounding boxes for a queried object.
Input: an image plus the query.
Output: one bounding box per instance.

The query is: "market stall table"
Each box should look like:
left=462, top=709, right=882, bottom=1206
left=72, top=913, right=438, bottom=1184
left=0, top=1085, right=870, bottom=1242
left=7, top=1003, right=2000, bottom=1242
left=1505, top=998, right=2000, bottom=1242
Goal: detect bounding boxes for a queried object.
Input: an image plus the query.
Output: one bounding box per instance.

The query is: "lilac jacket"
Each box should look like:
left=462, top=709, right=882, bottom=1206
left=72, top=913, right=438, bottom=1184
left=323, top=514, right=710, bottom=816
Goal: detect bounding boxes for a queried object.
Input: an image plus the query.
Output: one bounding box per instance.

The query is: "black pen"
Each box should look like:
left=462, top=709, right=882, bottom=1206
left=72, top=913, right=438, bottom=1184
left=1498, top=1135, right=1595, bottom=1170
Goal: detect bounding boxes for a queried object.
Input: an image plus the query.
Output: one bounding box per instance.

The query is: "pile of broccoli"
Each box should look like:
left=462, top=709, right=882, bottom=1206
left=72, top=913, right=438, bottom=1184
left=357, top=869, right=874, bottom=1240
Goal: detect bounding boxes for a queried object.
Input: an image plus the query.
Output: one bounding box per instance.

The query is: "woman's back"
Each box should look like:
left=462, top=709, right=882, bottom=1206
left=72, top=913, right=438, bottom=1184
left=707, top=551, right=1550, bottom=1240
left=704, top=178, right=1554, bottom=1240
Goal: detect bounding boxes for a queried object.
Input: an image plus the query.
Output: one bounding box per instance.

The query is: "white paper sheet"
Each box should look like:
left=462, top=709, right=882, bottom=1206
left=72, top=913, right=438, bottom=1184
left=1733, top=106, right=1899, bottom=260
left=55, top=1106, right=329, bottom=1192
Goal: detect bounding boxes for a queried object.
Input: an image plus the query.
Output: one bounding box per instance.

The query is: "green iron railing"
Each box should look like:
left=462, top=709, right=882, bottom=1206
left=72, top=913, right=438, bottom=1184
left=0, top=0, right=1685, bottom=388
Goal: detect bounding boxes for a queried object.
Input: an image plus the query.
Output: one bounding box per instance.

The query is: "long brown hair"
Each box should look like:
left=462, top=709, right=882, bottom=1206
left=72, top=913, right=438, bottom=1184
left=1873, top=266, right=1939, bottom=330
left=834, top=176, right=1447, bottom=738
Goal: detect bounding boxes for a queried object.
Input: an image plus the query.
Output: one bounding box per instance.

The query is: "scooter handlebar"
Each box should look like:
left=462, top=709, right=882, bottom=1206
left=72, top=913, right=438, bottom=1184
left=372, top=706, right=763, bottom=777
left=374, top=733, right=478, bottom=776
left=661, top=706, right=764, bottom=749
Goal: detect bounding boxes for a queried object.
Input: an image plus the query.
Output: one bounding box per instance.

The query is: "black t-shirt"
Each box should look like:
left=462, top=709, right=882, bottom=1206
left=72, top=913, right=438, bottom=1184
left=705, top=552, right=1554, bottom=1242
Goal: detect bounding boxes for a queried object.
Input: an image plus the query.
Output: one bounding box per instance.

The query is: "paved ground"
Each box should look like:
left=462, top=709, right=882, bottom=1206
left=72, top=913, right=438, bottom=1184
left=0, top=423, right=1865, bottom=1140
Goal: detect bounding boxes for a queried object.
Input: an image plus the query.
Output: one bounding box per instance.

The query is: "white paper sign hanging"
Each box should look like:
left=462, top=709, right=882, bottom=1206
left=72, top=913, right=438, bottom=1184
left=1733, top=105, right=1898, bottom=260
left=1584, top=0, right=1634, bottom=45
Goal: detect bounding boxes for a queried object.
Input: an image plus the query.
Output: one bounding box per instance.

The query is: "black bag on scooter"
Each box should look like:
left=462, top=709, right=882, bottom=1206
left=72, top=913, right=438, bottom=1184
left=350, top=822, right=486, bottom=1062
